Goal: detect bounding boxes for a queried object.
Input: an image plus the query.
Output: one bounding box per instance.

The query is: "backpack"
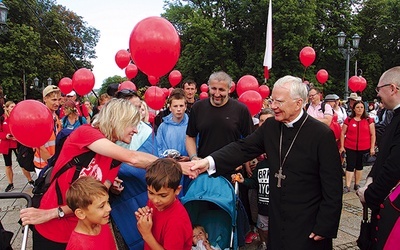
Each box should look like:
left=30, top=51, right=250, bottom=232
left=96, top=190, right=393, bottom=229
left=306, top=103, right=341, bottom=140
left=16, top=144, right=35, bottom=172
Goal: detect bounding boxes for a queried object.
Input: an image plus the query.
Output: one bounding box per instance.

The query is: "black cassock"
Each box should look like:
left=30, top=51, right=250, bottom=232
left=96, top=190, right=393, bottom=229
left=211, top=112, right=342, bottom=250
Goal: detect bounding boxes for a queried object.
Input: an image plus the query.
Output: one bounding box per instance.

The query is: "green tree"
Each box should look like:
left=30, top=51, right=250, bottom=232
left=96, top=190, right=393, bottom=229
left=0, top=0, right=99, bottom=101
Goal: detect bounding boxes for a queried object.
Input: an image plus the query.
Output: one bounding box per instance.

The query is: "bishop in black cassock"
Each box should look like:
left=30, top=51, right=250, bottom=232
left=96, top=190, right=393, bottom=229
left=191, top=76, right=343, bottom=250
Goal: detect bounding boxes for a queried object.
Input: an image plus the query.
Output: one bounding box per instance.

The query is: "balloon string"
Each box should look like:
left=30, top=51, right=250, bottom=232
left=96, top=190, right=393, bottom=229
left=302, top=67, right=307, bottom=82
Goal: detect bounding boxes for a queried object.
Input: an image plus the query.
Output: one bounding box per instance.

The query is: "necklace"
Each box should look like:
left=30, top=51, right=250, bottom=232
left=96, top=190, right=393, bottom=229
left=275, top=115, right=308, bottom=188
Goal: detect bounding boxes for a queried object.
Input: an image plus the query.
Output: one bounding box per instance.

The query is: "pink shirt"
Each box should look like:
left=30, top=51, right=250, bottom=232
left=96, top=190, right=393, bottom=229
left=307, top=102, right=333, bottom=119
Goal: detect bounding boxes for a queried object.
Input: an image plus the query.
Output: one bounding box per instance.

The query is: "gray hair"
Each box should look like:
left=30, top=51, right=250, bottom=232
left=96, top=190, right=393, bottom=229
left=92, top=98, right=140, bottom=141
left=208, top=71, right=233, bottom=89
left=274, top=75, right=308, bottom=104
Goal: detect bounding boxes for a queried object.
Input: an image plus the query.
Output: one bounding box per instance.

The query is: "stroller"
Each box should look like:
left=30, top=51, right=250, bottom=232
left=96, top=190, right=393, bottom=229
left=181, top=174, right=249, bottom=250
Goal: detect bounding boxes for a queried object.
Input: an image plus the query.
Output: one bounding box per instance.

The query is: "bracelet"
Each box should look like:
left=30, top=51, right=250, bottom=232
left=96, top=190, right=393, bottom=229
left=189, top=154, right=197, bottom=160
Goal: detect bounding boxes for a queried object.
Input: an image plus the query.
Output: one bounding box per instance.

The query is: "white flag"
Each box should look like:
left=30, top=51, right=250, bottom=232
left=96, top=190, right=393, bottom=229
left=263, top=0, right=272, bottom=69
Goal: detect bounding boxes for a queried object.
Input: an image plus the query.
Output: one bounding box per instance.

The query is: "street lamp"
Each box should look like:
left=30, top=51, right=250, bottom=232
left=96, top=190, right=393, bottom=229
left=0, top=0, right=9, bottom=34
left=33, top=77, right=52, bottom=92
left=337, top=31, right=361, bottom=100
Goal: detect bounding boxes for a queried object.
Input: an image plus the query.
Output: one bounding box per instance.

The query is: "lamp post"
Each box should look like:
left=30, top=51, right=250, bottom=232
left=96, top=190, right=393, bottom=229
left=33, top=77, right=53, bottom=92
left=337, top=31, right=361, bottom=100
left=0, top=0, right=9, bottom=34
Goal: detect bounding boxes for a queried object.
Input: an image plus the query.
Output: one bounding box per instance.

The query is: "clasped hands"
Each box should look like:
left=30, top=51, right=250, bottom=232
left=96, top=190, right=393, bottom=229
left=180, top=158, right=209, bottom=179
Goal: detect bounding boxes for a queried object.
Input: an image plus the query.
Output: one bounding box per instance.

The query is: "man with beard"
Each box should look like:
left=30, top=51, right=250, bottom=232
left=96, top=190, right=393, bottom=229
left=186, top=71, right=253, bottom=172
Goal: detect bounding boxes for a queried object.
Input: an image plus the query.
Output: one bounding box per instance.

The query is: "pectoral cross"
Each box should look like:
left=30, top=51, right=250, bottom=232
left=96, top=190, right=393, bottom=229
left=274, top=168, right=286, bottom=188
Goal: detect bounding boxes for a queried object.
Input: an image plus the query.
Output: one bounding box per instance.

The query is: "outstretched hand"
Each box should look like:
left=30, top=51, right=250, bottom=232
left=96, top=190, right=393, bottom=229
left=189, top=158, right=210, bottom=179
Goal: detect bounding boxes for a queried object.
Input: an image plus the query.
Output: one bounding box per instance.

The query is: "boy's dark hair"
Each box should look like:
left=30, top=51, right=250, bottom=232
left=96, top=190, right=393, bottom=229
left=66, top=176, right=109, bottom=212
left=182, top=79, right=197, bottom=88
left=145, top=158, right=182, bottom=191
left=168, top=88, right=186, bottom=105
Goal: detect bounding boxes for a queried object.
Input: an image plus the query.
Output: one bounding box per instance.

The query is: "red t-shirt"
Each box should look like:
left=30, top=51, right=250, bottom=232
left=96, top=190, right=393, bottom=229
left=36, top=125, right=120, bottom=243
left=66, top=224, right=116, bottom=250
left=145, top=199, right=192, bottom=250
left=344, top=117, right=373, bottom=151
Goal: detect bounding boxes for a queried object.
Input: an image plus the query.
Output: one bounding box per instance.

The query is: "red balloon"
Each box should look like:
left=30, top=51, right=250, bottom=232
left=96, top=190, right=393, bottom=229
left=359, top=76, right=367, bottom=92
left=238, top=90, right=263, bottom=116
left=148, top=75, right=159, bottom=86
left=229, top=81, right=236, bottom=94
left=316, top=69, right=329, bottom=84
left=168, top=70, right=182, bottom=87
left=115, top=50, right=131, bottom=69
left=125, top=64, right=138, bottom=79
left=9, top=100, right=54, bottom=148
left=118, top=81, right=137, bottom=91
left=349, top=76, right=362, bottom=92
left=199, top=92, right=208, bottom=100
left=236, top=75, right=259, bottom=97
left=58, top=77, right=73, bottom=95
left=258, top=85, right=270, bottom=99
left=72, top=68, right=95, bottom=96
left=200, top=83, right=208, bottom=93
left=148, top=112, right=155, bottom=124
left=129, top=17, right=180, bottom=78
left=144, top=86, right=166, bottom=110
left=299, top=46, right=316, bottom=67
left=162, top=88, right=169, bottom=98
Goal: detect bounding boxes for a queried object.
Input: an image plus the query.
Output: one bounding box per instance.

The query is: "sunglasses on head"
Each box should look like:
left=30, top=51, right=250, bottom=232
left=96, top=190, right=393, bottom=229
left=116, top=89, right=140, bottom=99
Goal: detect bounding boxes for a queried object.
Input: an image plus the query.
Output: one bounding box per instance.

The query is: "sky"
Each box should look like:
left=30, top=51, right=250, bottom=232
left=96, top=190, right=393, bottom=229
left=56, top=0, right=165, bottom=89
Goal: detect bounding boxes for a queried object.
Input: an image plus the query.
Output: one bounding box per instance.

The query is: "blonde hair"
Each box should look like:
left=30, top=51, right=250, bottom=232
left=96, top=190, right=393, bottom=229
left=92, top=98, right=140, bottom=141
left=140, top=101, right=150, bottom=123
left=4, top=101, right=15, bottom=116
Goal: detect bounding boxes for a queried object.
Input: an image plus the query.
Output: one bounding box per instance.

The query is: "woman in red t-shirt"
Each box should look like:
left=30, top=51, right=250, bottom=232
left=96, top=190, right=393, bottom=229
left=19, top=99, right=161, bottom=250
left=339, top=100, right=376, bottom=193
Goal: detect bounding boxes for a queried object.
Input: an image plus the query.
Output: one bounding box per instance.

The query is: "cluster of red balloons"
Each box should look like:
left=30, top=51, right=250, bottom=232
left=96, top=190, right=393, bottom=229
left=349, top=76, right=367, bottom=92
left=236, top=75, right=270, bottom=116
left=199, top=83, right=208, bottom=100
left=58, top=68, right=95, bottom=96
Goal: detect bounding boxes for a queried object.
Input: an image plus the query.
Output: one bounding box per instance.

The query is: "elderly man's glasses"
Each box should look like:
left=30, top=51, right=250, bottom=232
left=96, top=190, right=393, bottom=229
left=375, top=84, right=392, bottom=93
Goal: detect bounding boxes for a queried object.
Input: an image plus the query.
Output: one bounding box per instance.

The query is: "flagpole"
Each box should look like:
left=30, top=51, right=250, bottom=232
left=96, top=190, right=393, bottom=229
left=263, top=0, right=272, bottom=84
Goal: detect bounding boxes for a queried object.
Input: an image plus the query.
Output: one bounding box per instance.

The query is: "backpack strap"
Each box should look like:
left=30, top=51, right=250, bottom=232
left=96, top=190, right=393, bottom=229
left=78, top=116, right=83, bottom=125
left=52, top=150, right=96, bottom=205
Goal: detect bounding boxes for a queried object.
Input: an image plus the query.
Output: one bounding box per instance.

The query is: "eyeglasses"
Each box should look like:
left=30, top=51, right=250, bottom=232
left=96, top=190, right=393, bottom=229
left=268, top=99, right=287, bottom=107
left=375, top=84, right=392, bottom=93
left=308, top=93, right=318, bottom=98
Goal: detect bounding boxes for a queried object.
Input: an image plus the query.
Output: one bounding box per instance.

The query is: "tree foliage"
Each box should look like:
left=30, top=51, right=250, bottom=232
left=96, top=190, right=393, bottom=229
left=159, top=0, right=400, bottom=101
left=0, top=0, right=99, bottom=101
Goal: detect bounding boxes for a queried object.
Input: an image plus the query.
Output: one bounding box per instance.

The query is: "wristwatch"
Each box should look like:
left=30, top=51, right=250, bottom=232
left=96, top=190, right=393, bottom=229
left=57, top=207, right=65, bottom=218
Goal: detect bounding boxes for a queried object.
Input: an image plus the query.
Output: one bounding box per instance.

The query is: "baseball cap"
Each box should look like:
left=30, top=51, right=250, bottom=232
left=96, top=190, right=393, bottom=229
left=43, top=85, right=60, bottom=98
left=66, top=90, right=76, bottom=97
left=324, top=94, right=340, bottom=101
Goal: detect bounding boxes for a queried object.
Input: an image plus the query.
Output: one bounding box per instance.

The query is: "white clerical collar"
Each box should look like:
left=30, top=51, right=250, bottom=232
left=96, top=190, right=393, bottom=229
left=284, top=109, right=304, bottom=128
left=393, top=104, right=400, bottom=111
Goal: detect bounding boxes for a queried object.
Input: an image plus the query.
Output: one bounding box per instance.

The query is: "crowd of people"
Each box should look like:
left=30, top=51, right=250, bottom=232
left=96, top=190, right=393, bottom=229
left=0, top=66, right=397, bottom=250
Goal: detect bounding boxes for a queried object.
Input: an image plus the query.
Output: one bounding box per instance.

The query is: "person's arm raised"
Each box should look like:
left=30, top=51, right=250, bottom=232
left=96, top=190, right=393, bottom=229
left=88, top=138, right=157, bottom=168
